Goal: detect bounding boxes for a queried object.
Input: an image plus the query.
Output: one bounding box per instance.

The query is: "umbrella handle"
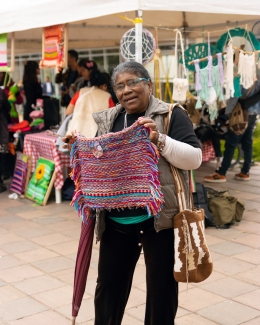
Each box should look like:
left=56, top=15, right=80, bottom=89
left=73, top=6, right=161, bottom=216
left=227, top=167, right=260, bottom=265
left=72, top=316, right=76, bottom=325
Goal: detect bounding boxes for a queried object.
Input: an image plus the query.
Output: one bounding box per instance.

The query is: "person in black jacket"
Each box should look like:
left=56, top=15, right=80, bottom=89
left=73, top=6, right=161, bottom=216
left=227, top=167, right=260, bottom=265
left=55, top=49, right=79, bottom=107
left=0, top=88, right=11, bottom=192
left=23, top=61, right=42, bottom=122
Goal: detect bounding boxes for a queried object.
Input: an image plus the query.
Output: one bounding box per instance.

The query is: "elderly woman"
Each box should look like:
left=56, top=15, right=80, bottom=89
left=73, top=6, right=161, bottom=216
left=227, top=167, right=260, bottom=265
left=71, top=61, right=202, bottom=325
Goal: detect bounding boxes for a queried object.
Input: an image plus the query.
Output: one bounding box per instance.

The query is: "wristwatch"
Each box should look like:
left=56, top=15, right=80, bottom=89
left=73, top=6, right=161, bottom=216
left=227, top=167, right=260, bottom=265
left=157, top=132, right=166, bottom=153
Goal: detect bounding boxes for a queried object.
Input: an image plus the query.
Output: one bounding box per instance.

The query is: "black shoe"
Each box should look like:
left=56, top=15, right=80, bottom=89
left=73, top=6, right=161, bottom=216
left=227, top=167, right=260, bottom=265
left=0, top=183, right=7, bottom=193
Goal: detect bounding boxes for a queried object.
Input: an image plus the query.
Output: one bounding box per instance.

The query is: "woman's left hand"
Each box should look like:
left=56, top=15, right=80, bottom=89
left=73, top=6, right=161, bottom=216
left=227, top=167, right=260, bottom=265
left=138, top=118, right=159, bottom=145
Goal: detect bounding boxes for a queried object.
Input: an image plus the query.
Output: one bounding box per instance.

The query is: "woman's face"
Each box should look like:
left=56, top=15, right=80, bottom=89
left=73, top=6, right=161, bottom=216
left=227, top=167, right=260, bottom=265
left=115, top=72, right=152, bottom=114
left=81, top=67, right=91, bottom=81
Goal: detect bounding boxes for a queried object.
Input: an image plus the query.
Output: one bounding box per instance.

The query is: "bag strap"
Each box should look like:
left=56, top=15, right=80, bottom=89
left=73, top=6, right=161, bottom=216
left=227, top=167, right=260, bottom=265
left=164, top=104, right=195, bottom=212
left=175, top=30, right=187, bottom=78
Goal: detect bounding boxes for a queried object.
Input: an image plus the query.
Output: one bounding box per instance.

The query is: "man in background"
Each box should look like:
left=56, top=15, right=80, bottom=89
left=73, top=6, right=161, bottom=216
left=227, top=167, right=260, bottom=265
left=42, top=76, right=54, bottom=97
left=55, top=49, right=79, bottom=107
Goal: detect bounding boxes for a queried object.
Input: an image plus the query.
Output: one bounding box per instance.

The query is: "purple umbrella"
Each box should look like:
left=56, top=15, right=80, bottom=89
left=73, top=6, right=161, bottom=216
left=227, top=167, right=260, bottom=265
left=72, top=217, right=96, bottom=324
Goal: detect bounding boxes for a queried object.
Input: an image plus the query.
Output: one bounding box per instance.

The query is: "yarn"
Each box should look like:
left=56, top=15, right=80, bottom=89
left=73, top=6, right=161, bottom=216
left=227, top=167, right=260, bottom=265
left=70, top=120, right=164, bottom=223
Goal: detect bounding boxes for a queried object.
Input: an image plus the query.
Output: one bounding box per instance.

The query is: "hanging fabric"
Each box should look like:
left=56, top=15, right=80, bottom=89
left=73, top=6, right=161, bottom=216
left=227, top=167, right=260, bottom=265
left=193, top=34, right=224, bottom=120
left=0, top=34, right=7, bottom=69
left=172, top=30, right=188, bottom=102
left=238, top=52, right=256, bottom=89
left=223, top=40, right=234, bottom=100
left=40, top=24, right=67, bottom=71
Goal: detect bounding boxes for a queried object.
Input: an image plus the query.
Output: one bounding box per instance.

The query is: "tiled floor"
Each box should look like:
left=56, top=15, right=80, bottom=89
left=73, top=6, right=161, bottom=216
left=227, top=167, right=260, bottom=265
left=0, top=161, right=260, bottom=325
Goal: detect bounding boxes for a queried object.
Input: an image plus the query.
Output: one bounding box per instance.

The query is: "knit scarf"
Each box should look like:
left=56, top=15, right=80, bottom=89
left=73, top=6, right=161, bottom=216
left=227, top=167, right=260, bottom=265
left=70, top=120, right=164, bottom=222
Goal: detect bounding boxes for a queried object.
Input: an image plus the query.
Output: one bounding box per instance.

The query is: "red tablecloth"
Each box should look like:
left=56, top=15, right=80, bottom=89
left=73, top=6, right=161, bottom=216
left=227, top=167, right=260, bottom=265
left=23, top=131, right=70, bottom=190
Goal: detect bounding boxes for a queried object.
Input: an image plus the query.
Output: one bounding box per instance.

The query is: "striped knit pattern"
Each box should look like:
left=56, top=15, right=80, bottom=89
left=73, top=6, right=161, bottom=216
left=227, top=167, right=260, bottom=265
left=10, top=158, right=27, bottom=195
left=70, top=121, right=164, bottom=222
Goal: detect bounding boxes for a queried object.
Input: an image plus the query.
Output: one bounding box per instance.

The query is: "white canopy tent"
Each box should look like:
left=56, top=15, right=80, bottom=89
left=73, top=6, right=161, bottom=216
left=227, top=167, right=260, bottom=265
left=1, top=0, right=260, bottom=54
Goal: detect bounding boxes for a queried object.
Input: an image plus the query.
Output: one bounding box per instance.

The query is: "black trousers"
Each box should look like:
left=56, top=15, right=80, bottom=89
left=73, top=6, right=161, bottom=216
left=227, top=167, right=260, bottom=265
left=94, top=217, right=178, bottom=325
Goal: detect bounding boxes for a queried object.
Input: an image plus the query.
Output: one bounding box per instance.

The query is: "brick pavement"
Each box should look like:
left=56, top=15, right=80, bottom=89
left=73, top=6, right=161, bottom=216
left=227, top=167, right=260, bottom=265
left=0, top=162, right=260, bottom=325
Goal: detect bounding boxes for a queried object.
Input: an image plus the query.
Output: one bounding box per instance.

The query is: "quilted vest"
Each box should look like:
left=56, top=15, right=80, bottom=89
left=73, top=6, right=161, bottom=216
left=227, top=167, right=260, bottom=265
left=92, top=95, right=191, bottom=240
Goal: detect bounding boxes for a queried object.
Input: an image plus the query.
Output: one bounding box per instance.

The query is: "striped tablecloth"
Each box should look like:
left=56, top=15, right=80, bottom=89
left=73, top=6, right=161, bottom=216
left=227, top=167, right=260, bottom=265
left=23, top=131, right=70, bottom=189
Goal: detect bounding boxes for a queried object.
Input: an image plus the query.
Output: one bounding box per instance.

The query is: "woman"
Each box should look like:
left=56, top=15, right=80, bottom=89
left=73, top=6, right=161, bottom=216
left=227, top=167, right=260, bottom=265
left=23, top=61, right=42, bottom=121
left=69, top=59, right=98, bottom=99
left=0, top=88, right=11, bottom=192
left=70, top=61, right=202, bottom=325
left=66, top=70, right=115, bottom=117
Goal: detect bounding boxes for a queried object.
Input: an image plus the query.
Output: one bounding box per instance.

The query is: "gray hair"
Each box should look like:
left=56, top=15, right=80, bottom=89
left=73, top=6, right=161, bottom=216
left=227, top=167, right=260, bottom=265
left=111, top=61, right=151, bottom=86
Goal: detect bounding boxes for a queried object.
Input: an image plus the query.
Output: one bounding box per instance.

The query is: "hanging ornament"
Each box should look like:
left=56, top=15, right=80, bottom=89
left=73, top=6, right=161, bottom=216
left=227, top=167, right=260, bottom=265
left=120, top=28, right=156, bottom=65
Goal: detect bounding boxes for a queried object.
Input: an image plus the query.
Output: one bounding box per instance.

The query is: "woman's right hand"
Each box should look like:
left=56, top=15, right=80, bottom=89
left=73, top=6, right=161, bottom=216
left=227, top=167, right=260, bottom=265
left=62, top=133, right=74, bottom=150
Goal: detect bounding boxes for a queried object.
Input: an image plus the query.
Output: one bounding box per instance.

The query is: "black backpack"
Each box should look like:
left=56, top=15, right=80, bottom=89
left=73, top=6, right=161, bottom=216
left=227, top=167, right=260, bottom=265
left=192, top=183, right=216, bottom=227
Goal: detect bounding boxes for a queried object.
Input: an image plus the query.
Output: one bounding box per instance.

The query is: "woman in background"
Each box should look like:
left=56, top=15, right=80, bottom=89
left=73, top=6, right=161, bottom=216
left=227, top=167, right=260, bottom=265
left=69, top=59, right=98, bottom=99
left=66, top=70, right=115, bottom=117
left=66, top=70, right=115, bottom=138
left=23, top=61, right=42, bottom=121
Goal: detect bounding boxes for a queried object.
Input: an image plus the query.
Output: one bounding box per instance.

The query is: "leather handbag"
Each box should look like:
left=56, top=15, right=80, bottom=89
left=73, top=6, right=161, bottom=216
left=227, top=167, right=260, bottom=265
left=165, top=104, right=213, bottom=284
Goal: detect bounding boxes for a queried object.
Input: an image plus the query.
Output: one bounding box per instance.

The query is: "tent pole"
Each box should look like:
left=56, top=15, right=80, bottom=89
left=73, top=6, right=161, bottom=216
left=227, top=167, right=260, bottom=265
left=135, top=10, right=143, bottom=64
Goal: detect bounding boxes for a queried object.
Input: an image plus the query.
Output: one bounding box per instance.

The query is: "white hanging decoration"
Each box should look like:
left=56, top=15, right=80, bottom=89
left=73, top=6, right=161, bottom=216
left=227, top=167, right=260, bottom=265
left=172, top=30, right=188, bottom=102
left=120, top=28, right=156, bottom=65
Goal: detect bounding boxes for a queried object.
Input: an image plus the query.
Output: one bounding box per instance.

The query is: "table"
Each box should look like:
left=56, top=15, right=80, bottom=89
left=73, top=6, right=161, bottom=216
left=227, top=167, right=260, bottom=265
left=202, top=140, right=216, bottom=162
left=23, top=131, right=70, bottom=203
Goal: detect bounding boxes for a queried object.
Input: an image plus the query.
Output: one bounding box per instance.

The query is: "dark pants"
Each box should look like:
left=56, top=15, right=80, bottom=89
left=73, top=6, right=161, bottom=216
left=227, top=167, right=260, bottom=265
left=219, top=114, right=257, bottom=175
left=94, top=217, right=178, bottom=325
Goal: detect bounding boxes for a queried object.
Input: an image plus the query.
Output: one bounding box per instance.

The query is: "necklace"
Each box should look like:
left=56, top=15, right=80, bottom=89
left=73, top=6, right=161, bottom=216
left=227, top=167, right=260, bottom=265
left=124, top=112, right=127, bottom=129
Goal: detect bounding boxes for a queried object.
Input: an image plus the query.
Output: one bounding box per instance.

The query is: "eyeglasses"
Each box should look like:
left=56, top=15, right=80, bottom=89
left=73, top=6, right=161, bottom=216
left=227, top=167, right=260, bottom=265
left=114, top=78, right=150, bottom=93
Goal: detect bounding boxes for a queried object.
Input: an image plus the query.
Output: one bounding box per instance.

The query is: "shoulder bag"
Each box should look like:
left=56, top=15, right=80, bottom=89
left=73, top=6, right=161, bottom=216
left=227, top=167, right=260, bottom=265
left=166, top=104, right=213, bottom=284
left=172, top=30, right=188, bottom=102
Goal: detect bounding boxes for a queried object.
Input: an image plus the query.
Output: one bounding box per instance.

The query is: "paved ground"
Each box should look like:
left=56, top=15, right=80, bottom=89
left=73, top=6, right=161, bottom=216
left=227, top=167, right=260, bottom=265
left=0, top=161, right=260, bottom=325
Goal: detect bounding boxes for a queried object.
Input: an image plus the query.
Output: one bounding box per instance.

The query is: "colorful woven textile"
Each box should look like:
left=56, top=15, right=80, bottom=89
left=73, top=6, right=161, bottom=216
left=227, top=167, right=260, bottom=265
left=0, top=33, right=7, bottom=69
left=70, top=121, right=164, bottom=222
left=10, top=152, right=31, bottom=195
left=40, top=25, right=65, bottom=69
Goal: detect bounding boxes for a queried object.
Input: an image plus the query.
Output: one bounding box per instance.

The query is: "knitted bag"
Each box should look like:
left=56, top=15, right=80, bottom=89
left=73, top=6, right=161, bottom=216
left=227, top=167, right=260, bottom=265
left=172, top=166, right=213, bottom=283
left=165, top=105, right=213, bottom=283
left=70, top=120, right=164, bottom=222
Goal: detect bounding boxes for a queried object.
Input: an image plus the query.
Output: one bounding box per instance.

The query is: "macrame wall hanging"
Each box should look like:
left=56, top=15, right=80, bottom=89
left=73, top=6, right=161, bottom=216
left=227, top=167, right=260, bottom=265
left=120, top=27, right=156, bottom=65
left=0, top=33, right=15, bottom=72
left=39, top=24, right=68, bottom=71
left=217, top=28, right=260, bottom=91
left=180, top=43, right=219, bottom=72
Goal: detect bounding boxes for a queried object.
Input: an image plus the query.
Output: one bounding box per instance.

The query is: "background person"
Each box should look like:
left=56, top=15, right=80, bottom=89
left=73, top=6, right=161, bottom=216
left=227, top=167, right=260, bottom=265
left=204, top=75, right=260, bottom=183
left=55, top=49, right=79, bottom=107
left=23, top=61, right=42, bottom=122
left=0, top=88, right=11, bottom=192
left=42, top=76, right=54, bottom=97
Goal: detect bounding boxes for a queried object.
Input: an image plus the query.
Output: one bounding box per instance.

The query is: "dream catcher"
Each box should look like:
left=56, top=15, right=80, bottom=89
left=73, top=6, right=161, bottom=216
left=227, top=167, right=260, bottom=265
left=216, top=27, right=260, bottom=53
left=180, top=43, right=219, bottom=72
left=40, top=24, right=68, bottom=71
left=120, top=27, right=156, bottom=65
left=252, top=21, right=260, bottom=40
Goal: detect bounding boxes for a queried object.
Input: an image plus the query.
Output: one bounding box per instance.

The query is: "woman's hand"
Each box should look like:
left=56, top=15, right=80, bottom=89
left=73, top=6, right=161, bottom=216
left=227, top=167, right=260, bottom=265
left=62, top=133, right=74, bottom=150
left=138, top=118, right=159, bottom=145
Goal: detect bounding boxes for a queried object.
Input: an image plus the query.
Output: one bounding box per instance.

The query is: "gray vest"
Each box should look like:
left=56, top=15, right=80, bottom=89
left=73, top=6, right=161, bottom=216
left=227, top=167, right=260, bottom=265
left=92, top=95, right=191, bottom=241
